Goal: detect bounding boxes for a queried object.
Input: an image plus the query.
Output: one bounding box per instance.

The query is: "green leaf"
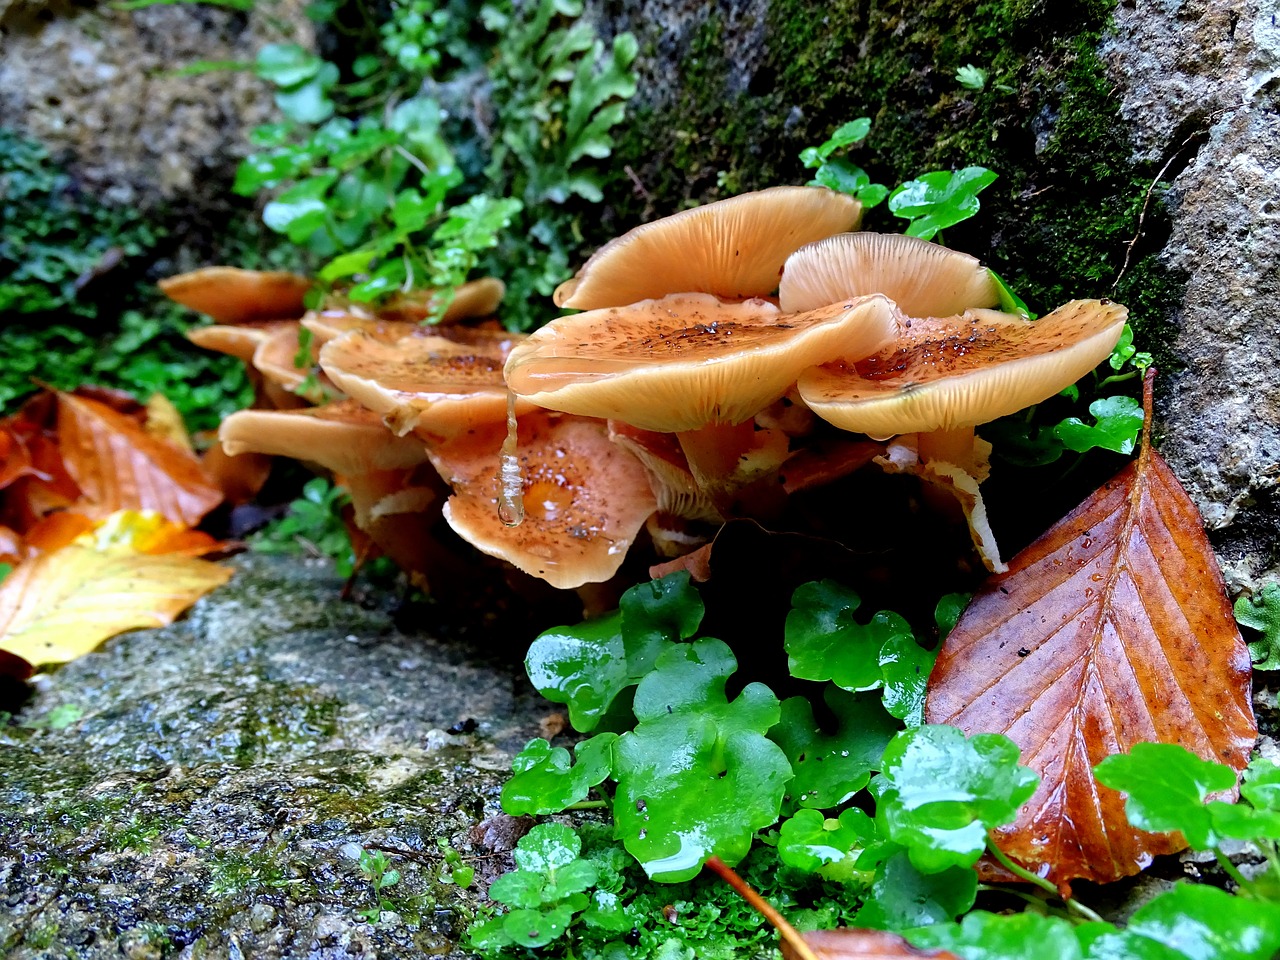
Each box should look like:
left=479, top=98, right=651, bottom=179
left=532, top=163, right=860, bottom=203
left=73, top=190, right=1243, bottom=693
left=802, top=118, right=872, bottom=168
left=1234, top=583, right=1280, bottom=670
left=254, top=43, right=323, bottom=88
left=525, top=611, right=630, bottom=732
left=1085, top=883, right=1280, bottom=960
left=955, top=64, right=988, bottom=90
left=934, top=593, right=970, bottom=639
left=785, top=580, right=915, bottom=692
left=582, top=889, right=632, bottom=932
left=853, top=848, right=977, bottom=928
left=513, top=823, right=581, bottom=874
left=1093, top=743, right=1239, bottom=848
left=988, top=269, right=1035, bottom=319
left=878, top=634, right=935, bottom=726
left=770, top=688, right=899, bottom=812
left=501, top=733, right=617, bottom=816
left=908, top=910, right=1085, bottom=960
left=501, top=903, right=578, bottom=948
left=1242, top=757, right=1280, bottom=811
left=613, top=639, right=790, bottom=881
left=888, top=167, right=998, bottom=240
left=620, top=572, right=705, bottom=672
left=1053, top=395, right=1143, bottom=456
left=876, top=726, right=1038, bottom=874
left=813, top=159, right=871, bottom=196
left=274, top=62, right=339, bottom=124
left=777, top=807, right=877, bottom=878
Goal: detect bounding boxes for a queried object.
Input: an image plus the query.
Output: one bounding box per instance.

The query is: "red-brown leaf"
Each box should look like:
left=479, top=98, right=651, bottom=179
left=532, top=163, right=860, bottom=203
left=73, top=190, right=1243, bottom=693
left=925, top=440, right=1256, bottom=886
left=783, top=930, right=960, bottom=960
left=56, top=392, right=223, bottom=527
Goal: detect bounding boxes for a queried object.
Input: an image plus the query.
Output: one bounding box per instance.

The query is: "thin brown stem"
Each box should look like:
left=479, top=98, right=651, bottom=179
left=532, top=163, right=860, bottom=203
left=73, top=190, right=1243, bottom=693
left=702, top=856, right=821, bottom=960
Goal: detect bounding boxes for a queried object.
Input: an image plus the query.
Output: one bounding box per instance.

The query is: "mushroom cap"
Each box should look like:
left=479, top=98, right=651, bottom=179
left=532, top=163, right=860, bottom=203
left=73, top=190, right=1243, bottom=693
left=302, top=310, right=418, bottom=347
left=554, top=186, right=862, bottom=310
left=252, top=322, right=333, bottom=404
left=158, top=267, right=312, bottom=324
left=319, top=328, right=533, bottom=440
left=186, top=322, right=286, bottom=364
left=431, top=411, right=658, bottom=589
left=218, top=401, right=430, bottom=476
left=779, top=232, right=1001, bottom=316
left=378, top=277, right=506, bottom=323
left=607, top=421, right=722, bottom=522
left=797, top=299, right=1129, bottom=439
left=505, top=292, right=898, bottom=433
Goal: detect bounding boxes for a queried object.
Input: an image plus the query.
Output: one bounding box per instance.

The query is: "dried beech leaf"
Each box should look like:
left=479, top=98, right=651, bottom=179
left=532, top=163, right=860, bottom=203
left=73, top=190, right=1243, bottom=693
left=0, top=511, right=232, bottom=669
left=56, top=392, right=223, bottom=527
left=784, top=930, right=961, bottom=960
left=926, top=436, right=1256, bottom=885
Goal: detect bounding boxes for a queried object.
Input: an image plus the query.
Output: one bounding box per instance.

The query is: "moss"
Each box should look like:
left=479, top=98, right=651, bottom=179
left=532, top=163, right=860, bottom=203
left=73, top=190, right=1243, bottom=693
left=608, top=0, right=1184, bottom=353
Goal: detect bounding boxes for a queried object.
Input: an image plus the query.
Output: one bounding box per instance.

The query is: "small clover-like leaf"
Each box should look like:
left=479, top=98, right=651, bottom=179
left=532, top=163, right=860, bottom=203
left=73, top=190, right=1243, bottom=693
left=1242, top=757, right=1280, bottom=811
left=581, top=888, right=632, bottom=932
left=770, top=687, right=898, bottom=812
left=786, top=580, right=913, bottom=691
left=908, top=911, right=1084, bottom=960
left=955, top=64, right=988, bottom=90
left=620, top=571, right=704, bottom=674
left=877, top=726, right=1037, bottom=874
left=501, top=903, right=579, bottom=948
left=1085, top=883, right=1280, bottom=960
left=1054, top=396, right=1143, bottom=456
left=513, top=823, right=581, bottom=874
left=853, top=848, right=978, bottom=929
left=888, top=167, right=997, bottom=240
left=525, top=611, right=629, bottom=732
left=1235, top=583, right=1280, bottom=671
left=254, top=43, right=323, bottom=88
left=879, top=634, right=936, bottom=727
left=613, top=639, right=789, bottom=881
left=1093, top=743, right=1239, bottom=849
left=501, top=733, right=617, bottom=816
left=488, top=869, right=545, bottom=909
left=777, top=807, right=876, bottom=878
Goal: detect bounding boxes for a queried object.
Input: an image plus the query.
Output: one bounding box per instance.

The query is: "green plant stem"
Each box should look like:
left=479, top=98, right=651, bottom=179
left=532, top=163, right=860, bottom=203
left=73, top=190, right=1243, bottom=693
left=976, top=883, right=1071, bottom=919
left=1214, top=849, right=1258, bottom=895
left=985, top=839, right=1105, bottom=924
left=563, top=800, right=608, bottom=810
left=1097, top=371, right=1139, bottom=388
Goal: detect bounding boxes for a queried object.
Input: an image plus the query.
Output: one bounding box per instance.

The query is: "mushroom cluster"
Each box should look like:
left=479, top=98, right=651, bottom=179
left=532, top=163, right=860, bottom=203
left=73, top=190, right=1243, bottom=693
left=176, top=184, right=1126, bottom=596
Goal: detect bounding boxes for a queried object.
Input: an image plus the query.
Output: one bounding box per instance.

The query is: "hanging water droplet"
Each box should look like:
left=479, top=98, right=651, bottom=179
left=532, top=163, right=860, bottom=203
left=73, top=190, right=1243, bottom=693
left=498, top=391, right=525, bottom=527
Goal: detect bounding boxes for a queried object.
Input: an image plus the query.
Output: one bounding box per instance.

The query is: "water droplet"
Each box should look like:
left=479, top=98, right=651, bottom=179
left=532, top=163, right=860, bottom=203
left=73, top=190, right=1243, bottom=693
left=638, top=829, right=647, bottom=839
left=1085, top=588, right=1095, bottom=598
left=497, top=391, right=525, bottom=527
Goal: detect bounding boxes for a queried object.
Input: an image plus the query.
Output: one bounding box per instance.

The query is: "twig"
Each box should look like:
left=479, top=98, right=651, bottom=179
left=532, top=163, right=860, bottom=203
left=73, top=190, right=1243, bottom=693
left=1113, top=132, right=1200, bottom=292
left=703, top=856, right=821, bottom=960
left=624, top=164, right=651, bottom=202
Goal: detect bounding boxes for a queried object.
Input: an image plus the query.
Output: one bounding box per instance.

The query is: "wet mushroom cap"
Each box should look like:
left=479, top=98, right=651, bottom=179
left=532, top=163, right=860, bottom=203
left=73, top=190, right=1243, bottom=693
left=431, top=411, right=658, bottom=589
left=797, top=299, right=1129, bottom=439
left=554, top=186, right=862, bottom=310
left=779, top=232, right=1001, bottom=317
left=378, top=277, right=506, bottom=323
left=505, top=292, right=898, bottom=433
left=319, top=328, right=534, bottom=439
left=187, top=322, right=289, bottom=364
left=159, top=267, right=312, bottom=324
left=218, top=401, right=430, bottom=476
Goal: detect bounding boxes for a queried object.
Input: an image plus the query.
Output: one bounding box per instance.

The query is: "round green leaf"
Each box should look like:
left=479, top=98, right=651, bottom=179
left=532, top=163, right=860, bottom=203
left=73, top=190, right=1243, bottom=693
left=777, top=807, right=876, bottom=876
left=513, top=823, right=581, bottom=874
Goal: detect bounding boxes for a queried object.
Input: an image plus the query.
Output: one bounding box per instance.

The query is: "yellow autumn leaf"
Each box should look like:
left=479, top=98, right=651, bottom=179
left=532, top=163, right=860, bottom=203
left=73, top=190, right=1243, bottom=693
left=0, top=510, right=232, bottom=669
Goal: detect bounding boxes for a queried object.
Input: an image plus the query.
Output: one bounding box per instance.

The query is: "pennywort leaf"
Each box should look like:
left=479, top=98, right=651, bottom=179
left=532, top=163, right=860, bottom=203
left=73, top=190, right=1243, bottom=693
left=888, top=167, right=998, bottom=240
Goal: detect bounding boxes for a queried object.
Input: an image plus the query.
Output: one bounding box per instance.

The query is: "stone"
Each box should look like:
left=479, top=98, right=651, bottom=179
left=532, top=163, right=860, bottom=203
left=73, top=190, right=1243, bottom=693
left=0, top=555, right=551, bottom=958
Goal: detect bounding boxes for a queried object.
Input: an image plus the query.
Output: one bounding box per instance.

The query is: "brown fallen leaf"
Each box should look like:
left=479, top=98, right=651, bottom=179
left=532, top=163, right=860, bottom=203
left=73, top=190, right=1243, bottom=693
left=56, top=391, right=223, bottom=527
left=0, top=510, right=232, bottom=670
left=925, top=372, right=1256, bottom=886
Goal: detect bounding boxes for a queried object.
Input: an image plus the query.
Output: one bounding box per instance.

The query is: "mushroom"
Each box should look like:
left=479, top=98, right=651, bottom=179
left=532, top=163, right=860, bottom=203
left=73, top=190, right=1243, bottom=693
left=504, top=292, right=897, bottom=433
left=319, top=327, right=534, bottom=441
left=779, top=232, right=1001, bottom=317
left=377, top=277, right=506, bottom=323
left=554, top=187, right=863, bottom=310
left=796, top=299, right=1129, bottom=570
left=252, top=322, right=334, bottom=407
left=427, top=410, right=658, bottom=589
left=158, top=267, right=312, bottom=324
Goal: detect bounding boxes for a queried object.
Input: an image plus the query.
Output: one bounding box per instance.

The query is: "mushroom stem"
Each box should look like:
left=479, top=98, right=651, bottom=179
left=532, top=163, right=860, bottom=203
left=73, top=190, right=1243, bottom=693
left=916, top=426, right=978, bottom=473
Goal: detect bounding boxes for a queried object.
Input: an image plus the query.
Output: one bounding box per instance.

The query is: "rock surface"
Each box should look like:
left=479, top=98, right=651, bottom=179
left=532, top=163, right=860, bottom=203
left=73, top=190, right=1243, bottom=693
left=0, top=556, right=550, bottom=958
left=1103, top=0, right=1280, bottom=588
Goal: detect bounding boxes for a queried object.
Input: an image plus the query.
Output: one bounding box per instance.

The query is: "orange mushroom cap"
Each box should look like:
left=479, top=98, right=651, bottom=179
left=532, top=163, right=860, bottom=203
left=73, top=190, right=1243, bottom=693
left=429, top=411, right=658, bottom=589
left=158, top=267, right=312, bottom=324
left=797, top=300, right=1129, bottom=439
left=319, top=328, right=533, bottom=440
left=779, top=232, right=1001, bottom=317
left=554, top=187, right=862, bottom=310
left=505, top=292, right=898, bottom=433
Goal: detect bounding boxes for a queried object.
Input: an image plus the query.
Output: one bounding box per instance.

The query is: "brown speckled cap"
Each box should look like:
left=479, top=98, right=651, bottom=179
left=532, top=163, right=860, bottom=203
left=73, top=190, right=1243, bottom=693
left=798, top=299, right=1129, bottom=439
left=505, top=292, right=897, bottom=433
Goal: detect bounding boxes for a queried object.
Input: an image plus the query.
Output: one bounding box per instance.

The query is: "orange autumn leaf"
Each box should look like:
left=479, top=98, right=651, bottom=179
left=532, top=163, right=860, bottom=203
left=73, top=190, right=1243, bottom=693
left=0, top=510, right=232, bottom=669
left=55, top=391, right=222, bottom=527
left=925, top=378, right=1255, bottom=887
